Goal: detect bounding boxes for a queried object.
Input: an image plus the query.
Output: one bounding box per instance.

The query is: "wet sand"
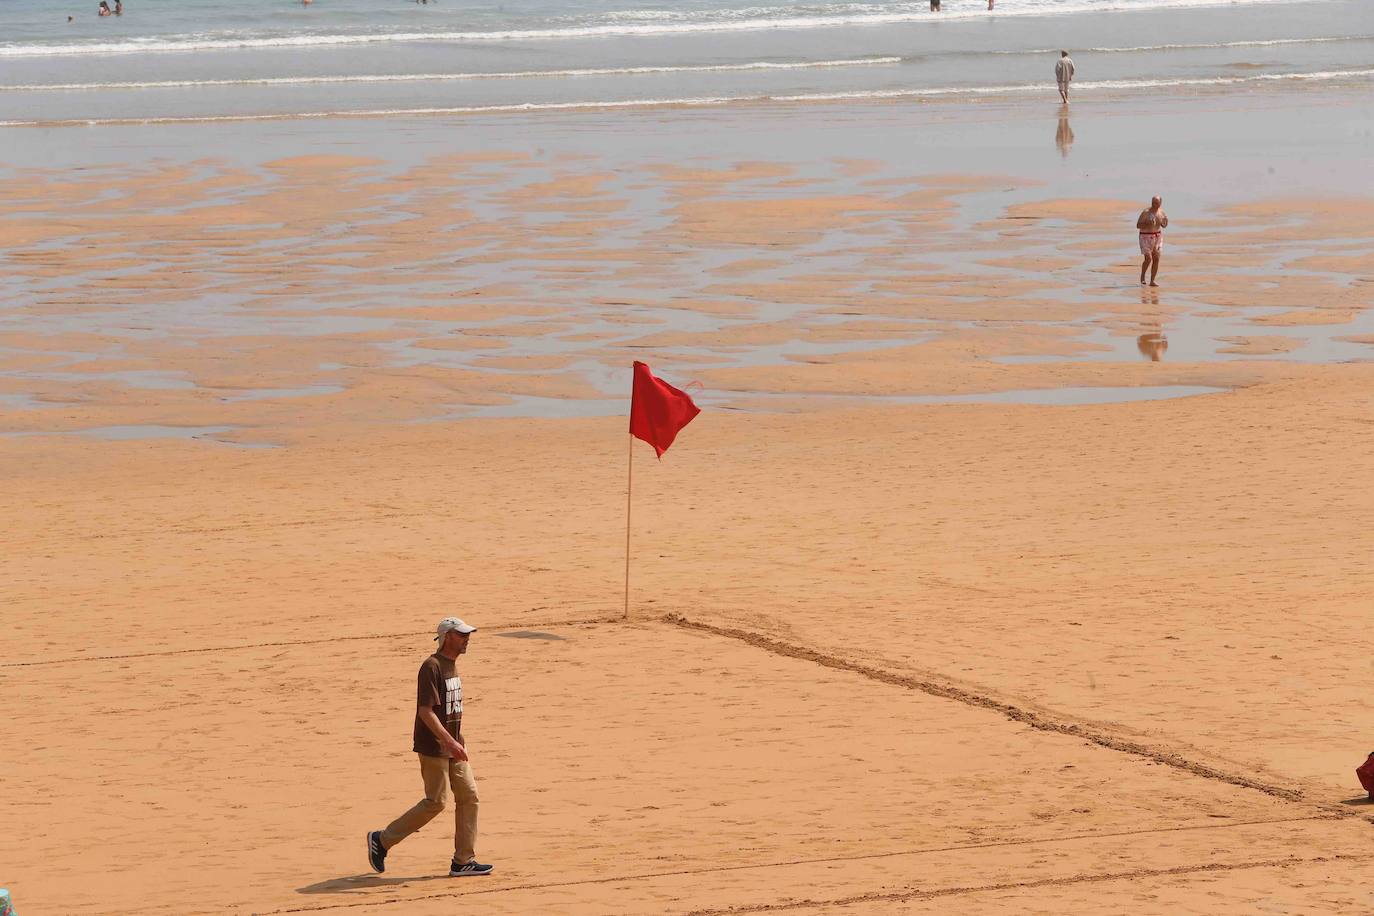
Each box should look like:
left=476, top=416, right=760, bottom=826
left=2, top=85, right=1374, bottom=914
left=0, top=151, right=1369, bottom=436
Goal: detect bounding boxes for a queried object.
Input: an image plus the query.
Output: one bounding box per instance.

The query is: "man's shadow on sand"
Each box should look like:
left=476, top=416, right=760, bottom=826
left=298, top=873, right=450, bottom=894
left=1341, top=795, right=1374, bottom=807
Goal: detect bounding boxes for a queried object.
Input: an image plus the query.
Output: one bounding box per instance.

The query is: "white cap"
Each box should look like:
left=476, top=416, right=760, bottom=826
left=434, top=617, right=477, bottom=640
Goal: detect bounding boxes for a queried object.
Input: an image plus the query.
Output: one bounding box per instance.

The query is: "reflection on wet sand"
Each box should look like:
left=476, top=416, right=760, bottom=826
left=1137, top=332, right=1168, bottom=361
left=1055, top=108, right=1075, bottom=158
left=1137, top=287, right=1167, bottom=360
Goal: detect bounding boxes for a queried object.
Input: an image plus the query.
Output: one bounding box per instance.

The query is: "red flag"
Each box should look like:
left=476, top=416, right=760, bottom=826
left=629, top=361, right=700, bottom=458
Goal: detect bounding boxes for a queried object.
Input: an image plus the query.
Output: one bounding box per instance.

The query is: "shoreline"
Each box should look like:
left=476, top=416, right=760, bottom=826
left=3, top=0, right=1366, bottom=127
left=5, top=66, right=1373, bottom=130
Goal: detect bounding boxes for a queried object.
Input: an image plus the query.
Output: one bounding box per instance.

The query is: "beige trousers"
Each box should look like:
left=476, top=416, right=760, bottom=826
left=380, top=754, right=480, bottom=863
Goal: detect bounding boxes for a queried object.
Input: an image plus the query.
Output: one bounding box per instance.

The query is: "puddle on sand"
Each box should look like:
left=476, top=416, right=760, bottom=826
left=0, top=424, right=278, bottom=447
left=431, top=384, right=1226, bottom=420
left=0, top=393, right=53, bottom=410
left=993, top=305, right=1374, bottom=366
left=886, top=385, right=1227, bottom=406
left=217, top=384, right=345, bottom=402
left=715, top=386, right=1229, bottom=410
left=10, top=368, right=197, bottom=390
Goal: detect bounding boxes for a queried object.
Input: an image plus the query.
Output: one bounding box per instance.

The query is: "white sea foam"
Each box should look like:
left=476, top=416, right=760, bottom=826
left=0, top=57, right=902, bottom=92
left=4, top=67, right=1370, bottom=129
left=1012, top=35, right=1371, bottom=54
left=0, top=0, right=1311, bottom=58
left=772, top=67, right=1374, bottom=99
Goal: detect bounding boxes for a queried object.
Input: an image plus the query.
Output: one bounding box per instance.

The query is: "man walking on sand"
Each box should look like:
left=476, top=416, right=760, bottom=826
left=1137, top=195, right=1169, bottom=287
left=367, top=617, right=494, bottom=877
left=1055, top=51, right=1075, bottom=104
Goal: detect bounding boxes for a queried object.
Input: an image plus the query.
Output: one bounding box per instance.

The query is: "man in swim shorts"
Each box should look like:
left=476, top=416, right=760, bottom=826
left=1136, top=195, right=1169, bottom=287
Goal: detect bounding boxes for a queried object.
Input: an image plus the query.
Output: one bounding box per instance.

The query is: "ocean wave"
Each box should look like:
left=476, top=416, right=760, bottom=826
left=0, top=0, right=1309, bottom=58
left=4, top=67, right=1370, bottom=128
left=773, top=67, right=1374, bottom=99
left=1010, top=35, right=1372, bottom=54
left=0, top=57, right=902, bottom=92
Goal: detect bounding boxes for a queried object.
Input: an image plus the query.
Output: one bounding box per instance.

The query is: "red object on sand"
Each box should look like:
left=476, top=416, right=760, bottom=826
left=1357, top=753, right=1374, bottom=799
left=629, top=361, right=700, bottom=458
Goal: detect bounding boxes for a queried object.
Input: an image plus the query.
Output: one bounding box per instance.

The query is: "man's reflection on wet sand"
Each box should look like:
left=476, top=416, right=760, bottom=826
left=1137, top=332, right=1168, bottom=361
left=1137, top=287, right=1167, bottom=359
left=1055, top=107, right=1075, bottom=158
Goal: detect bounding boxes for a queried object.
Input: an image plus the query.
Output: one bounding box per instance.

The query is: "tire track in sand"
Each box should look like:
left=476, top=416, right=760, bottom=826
left=664, top=614, right=1333, bottom=808
left=683, top=853, right=1360, bottom=915
left=256, top=819, right=1344, bottom=914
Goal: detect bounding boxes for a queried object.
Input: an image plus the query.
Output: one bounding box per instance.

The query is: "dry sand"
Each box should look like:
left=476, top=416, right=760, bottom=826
left=5, top=368, right=1374, bottom=914
left=2, top=134, right=1374, bottom=914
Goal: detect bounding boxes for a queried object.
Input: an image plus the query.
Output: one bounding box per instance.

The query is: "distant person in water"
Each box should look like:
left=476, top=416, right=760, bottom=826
left=1137, top=196, right=1169, bottom=287
left=98, top=0, right=112, bottom=15
left=929, top=0, right=940, bottom=10
left=988, top=0, right=995, bottom=8
left=1055, top=51, right=1075, bottom=104
left=114, top=0, right=122, bottom=13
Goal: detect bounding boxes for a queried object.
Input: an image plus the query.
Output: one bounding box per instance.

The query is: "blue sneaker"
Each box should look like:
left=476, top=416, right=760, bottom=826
left=450, top=859, right=494, bottom=877
left=367, top=831, right=387, bottom=874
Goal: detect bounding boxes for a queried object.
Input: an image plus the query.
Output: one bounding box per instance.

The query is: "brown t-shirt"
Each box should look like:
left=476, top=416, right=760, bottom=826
left=413, top=653, right=463, bottom=757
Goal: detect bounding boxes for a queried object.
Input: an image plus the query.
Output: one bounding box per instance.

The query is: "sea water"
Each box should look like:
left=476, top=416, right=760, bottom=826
left=0, top=0, right=1370, bottom=125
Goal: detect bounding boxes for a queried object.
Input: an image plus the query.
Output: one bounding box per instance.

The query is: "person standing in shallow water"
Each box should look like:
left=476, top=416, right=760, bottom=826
left=1055, top=51, right=1075, bottom=103
left=367, top=617, right=494, bottom=878
left=1137, top=195, right=1169, bottom=287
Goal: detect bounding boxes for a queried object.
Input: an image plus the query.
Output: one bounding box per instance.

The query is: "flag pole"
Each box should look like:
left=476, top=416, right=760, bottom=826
left=624, top=433, right=634, bottom=620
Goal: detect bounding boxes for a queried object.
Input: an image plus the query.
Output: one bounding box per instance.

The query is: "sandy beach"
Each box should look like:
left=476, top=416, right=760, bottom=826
left=4, top=12, right=1374, bottom=910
